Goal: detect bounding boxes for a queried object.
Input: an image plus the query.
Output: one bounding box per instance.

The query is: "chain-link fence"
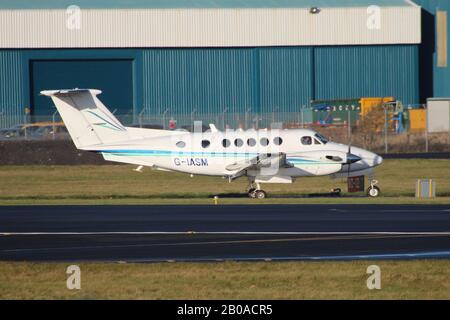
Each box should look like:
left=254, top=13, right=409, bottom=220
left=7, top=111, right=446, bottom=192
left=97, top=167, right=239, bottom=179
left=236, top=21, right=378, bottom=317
left=1, top=104, right=449, bottom=153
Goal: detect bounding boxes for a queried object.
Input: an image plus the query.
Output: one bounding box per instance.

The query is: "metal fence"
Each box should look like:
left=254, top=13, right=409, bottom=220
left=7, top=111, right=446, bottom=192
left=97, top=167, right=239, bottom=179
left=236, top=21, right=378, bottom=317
left=1, top=105, right=449, bottom=154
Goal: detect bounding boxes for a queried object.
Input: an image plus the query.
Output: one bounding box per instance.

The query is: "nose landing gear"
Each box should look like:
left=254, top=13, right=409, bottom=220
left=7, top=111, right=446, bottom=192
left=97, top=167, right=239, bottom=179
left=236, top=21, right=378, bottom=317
left=367, top=179, right=381, bottom=197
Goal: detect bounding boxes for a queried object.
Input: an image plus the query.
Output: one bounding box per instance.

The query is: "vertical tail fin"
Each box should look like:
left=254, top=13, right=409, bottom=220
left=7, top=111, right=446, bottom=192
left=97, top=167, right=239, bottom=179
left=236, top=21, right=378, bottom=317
left=41, top=89, right=130, bottom=149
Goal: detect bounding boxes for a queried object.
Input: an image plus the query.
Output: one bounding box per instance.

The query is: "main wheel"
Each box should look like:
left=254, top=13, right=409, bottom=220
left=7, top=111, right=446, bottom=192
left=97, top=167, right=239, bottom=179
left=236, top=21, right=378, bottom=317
left=255, top=190, right=267, bottom=199
left=247, top=188, right=256, bottom=198
left=367, top=186, right=380, bottom=197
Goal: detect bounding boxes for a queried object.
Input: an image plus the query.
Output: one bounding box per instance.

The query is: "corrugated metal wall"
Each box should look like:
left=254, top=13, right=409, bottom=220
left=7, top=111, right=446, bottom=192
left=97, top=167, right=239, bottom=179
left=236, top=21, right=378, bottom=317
left=0, top=7, right=421, bottom=48
left=259, top=47, right=313, bottom=113
left=0, top=50, right=26, bottom=128
left=314, top=45, right=419, bottom=105
left=142, top=49, right=257, bottom=115
left=414, top=0, right=450, bottom=101
left=0, top=45, right=419, bottom=126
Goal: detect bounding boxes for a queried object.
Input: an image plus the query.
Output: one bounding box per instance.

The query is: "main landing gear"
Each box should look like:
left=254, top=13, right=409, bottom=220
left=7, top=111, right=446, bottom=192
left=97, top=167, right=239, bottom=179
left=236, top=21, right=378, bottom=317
left=247, top=180, right=267, bottom=199
left=367, top=179, right=381, bottom=197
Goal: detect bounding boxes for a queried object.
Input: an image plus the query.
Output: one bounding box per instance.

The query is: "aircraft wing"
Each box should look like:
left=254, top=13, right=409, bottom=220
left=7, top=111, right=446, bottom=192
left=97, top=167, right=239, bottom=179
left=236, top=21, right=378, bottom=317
left=226, top=153, right=293, bottom=174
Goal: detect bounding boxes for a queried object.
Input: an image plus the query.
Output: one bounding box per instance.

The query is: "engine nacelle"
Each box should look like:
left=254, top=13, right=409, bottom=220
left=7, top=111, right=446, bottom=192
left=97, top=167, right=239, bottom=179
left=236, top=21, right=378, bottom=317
left=292, top=150, right=352, bottom=164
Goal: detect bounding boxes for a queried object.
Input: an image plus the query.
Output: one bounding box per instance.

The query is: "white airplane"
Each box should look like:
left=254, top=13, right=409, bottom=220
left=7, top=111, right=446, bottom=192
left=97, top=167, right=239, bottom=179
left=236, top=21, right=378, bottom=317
left=41, top=89, right=383, bottom=199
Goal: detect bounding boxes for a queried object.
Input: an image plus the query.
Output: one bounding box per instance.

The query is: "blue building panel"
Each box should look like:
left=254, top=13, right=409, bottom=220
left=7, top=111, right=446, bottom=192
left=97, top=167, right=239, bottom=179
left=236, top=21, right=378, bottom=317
left=414, top=0, right=450, bottom=100
left=142, top=48, right=257, bottom=115
left=0, top=45, right=420, bottom=126
left=314, top=45, right=419, bottom=105
left=259, top=47, right=313, bottom=113
left=31, top=59, right=134, bottom=116
left=0, top=50, right=26, bottom=127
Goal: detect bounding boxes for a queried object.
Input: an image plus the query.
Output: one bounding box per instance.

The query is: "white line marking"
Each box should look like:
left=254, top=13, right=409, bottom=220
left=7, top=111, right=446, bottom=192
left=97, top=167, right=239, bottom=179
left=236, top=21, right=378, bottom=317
left=0, top=234, right=441, bottom=253
left=1, top=231, right=450, bottom=236
left=329, top=209, right=450, bottom=213
left=108, top=250, right=450, bottom=263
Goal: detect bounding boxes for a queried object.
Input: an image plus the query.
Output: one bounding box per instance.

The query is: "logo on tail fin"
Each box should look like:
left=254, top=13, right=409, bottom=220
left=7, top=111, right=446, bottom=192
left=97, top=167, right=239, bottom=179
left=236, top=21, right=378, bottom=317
left=86, top=110, right=125, bottom=131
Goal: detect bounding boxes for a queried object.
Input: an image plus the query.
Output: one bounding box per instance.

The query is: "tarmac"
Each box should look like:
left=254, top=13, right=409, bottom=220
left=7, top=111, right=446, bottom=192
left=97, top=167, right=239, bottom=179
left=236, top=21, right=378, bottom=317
left=1, top=204, right=449, bottom=262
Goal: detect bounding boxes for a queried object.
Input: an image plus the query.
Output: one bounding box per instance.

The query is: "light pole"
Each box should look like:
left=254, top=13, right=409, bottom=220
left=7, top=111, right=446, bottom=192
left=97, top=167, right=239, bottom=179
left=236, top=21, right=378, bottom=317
left=162, top=108, right=169, bottom=129
left=191, top=108, right=197, bottom=126
left=384, top=105, right=388, bottom=154
left=222, top=107, right=228, bottom=131
left=52, top=109, right=59, bottom=140
left=138, top=107, right=146, bottom=128
left=272, top=106, right=279, bottom=125
left=301, top=105, right=305, bottom=128
left=347, top=108, right=352, bottom=144
left=245, top=108, right=251, bottom=130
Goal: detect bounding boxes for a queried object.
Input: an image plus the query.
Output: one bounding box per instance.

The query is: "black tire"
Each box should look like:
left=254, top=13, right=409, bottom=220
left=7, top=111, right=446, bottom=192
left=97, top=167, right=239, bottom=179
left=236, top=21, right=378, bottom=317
left=367, top=186, right=381, bottom=197
left=248, top=188, right=256, bottom=198
left=255, top=190, right=267, bottom=199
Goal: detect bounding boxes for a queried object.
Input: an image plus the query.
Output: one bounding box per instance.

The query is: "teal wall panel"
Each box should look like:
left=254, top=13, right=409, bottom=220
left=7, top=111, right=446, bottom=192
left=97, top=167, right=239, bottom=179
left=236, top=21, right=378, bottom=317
left=31, top=59, right=134, bottom=115
left=142, top=49, right=256, bottom=115
left=0, top=45, right=420, bottom=127
left=259, top=47, right=313, bottom=113
left=414, top=1, right=450, bottom=100
left=0, top=50, right=26, bottom=126
left=314, top=45, right=419, bottom=105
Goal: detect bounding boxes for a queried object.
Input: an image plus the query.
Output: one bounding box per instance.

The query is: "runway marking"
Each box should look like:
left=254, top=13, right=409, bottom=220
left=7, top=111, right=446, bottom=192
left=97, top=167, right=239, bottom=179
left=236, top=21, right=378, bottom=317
left=1, top=234, right=448, bottom=253
left=122, top=250, right=450, bottom=263
left=329, top=209, right=450, bottom=213
left=1, top=231, right=450, bottom=236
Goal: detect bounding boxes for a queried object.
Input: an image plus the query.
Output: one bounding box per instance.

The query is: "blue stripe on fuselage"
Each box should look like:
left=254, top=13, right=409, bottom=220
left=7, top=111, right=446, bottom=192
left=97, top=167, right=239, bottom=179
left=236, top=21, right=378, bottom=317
left=99, top=149, right=336, bottom=164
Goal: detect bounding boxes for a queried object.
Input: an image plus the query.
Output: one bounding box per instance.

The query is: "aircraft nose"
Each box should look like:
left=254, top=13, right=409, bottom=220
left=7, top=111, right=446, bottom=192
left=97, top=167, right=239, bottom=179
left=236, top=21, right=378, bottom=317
left=374, top=155, right=383, bottom=166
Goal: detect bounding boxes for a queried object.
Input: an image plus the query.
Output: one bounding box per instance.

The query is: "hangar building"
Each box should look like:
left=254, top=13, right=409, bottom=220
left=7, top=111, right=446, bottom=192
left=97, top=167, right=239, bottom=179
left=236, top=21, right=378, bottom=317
left=0, top=0, right=439, bottom=128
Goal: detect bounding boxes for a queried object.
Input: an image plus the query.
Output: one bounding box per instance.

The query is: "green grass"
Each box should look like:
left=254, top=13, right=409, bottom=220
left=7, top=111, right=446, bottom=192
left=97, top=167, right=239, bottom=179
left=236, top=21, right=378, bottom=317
left=0, top=159, right=449, bottom=205
left=0, top=261, right=449, bottom=299
left=1, top=162, right=449, bottom=300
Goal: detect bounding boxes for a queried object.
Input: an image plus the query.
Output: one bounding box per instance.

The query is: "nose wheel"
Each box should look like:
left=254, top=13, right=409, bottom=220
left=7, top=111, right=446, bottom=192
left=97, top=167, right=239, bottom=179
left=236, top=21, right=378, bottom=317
left=367, top=180, right=381, bottom=197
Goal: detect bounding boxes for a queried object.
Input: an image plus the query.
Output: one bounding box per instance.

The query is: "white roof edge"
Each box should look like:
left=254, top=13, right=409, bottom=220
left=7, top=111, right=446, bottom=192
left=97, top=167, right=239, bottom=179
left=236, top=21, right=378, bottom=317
left=404, top=0, right=420, bottom=8
left=427, top=98, right=450, bottom=101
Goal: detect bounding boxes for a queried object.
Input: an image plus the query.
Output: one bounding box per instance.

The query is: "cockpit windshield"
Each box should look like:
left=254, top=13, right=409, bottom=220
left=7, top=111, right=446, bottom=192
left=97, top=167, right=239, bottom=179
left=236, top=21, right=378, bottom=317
left=314, top=133, right=328, bottom=144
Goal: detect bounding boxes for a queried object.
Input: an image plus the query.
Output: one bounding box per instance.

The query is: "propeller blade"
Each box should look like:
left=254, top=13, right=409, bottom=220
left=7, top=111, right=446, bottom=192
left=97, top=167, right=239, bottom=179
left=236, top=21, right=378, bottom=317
left=347, top=160, right=351, bottom=178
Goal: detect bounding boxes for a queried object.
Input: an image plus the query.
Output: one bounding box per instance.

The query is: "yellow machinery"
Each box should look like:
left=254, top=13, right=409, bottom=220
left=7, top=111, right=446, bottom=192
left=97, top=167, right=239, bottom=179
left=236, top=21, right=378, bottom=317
left=409, top=109, right=426, bottom=132
left=360, top=97, right=395, bottom=117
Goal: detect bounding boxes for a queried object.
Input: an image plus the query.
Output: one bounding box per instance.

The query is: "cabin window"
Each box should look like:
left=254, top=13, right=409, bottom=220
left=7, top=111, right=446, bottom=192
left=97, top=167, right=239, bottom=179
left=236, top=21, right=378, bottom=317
left=176, top=141, right=186, bottom=148
left=260, top=137, right=269, bottom=146
left=201, top=140, right=210, bottom=148
left=314, top=133, right=328, bottom=144
left=247, top=138, right=256, bottom=147
left=222, top=139, right=231, bottom=148
left=314, top=138, right=321, bottom=145
left=273, top=137, right=283, bottom=145
left=301, top=136, right=312, bottom=145
left=234, top=138, right=244, bottom=147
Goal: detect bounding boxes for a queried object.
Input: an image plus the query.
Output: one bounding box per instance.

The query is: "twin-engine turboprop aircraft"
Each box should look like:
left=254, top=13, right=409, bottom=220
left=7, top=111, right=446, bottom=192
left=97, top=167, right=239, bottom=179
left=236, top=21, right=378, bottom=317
left=41, top=89, right=383, bottom=198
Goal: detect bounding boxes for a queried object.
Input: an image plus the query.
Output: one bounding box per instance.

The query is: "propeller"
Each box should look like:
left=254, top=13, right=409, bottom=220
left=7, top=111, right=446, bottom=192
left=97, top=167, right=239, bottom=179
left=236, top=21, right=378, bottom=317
left=347, top=144, right=352, bottom=178
left=345, top=141, right=362, bottom=178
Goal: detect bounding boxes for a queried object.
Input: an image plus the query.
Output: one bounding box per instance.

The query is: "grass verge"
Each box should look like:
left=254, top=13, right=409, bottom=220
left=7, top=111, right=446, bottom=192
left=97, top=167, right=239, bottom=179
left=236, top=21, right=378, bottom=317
left=0, top=159, right=449, bottom=205
left=0, top=261, right=449, bottom=299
